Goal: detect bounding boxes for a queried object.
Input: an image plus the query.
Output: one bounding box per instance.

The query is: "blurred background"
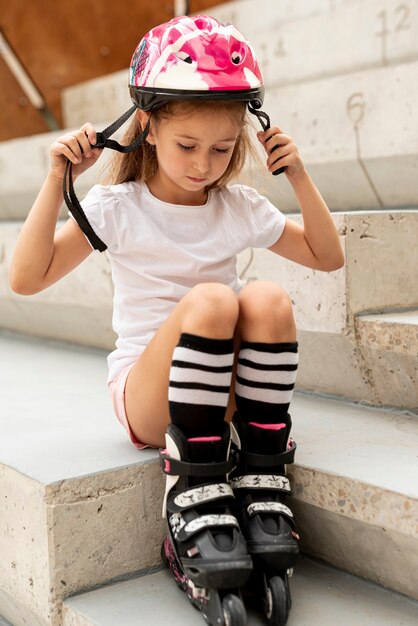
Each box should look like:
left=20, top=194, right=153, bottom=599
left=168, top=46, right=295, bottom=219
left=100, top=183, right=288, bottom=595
left=0, top=0, right=223, bottom=141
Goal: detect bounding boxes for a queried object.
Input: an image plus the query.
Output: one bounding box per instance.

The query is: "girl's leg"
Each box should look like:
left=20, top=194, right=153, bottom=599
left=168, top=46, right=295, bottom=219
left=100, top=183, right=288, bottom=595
left=124, top=283, right=239, bottom=447
left=234, top=280, right=298, bottom=423
left=230, top=281, right=300, bottom=618
left=224, top=280, right=297, bottom=422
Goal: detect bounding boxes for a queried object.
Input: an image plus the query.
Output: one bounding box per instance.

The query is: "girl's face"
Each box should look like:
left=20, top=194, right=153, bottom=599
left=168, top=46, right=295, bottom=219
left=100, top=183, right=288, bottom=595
left=146, top=108, right=241, bottom=204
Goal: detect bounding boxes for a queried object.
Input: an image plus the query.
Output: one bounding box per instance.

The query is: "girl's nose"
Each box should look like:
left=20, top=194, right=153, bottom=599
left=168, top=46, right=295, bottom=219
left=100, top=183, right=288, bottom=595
left=193, top=153, right=210, bottom=175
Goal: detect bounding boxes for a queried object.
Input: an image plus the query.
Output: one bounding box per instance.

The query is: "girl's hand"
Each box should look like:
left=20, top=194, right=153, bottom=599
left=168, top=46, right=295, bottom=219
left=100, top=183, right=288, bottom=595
left=49, top=123, right=102, bottom=182
left=257, top=126, right=305, bottom=181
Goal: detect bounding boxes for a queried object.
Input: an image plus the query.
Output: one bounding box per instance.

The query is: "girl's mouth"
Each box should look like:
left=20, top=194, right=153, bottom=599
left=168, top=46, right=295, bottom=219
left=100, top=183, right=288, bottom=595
left=187, top=176, right=208, bottom=183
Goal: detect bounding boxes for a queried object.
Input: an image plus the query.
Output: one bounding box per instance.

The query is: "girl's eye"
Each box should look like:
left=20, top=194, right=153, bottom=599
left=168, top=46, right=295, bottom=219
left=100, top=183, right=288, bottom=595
left=178, top=144, right=194, bottom=151
left=214, top=147, right=231, bottom=154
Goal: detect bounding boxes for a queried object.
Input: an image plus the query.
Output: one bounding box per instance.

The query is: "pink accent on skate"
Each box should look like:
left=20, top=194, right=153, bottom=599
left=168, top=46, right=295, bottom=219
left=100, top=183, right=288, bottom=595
left=164, top=536, right=188, bottom=586
left=160, top=449, right=171, bottom=473
left=249, top=422, right=286, bottom=431
left=187, top=436, right=222, bottom=442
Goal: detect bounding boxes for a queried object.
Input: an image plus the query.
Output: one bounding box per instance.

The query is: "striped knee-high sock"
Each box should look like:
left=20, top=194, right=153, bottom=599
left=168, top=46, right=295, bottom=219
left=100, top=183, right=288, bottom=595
left=168, top=333, right=234, bottom=437
left=235, top=341, right=298, bottom=423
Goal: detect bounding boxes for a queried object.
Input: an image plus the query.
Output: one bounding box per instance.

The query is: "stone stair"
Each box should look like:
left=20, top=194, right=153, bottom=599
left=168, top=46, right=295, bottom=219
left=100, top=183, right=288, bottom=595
left=1, top=0, right=418, bottom=624
left=0, top=332, right=417, bottom=626
left=61, top=557, right=418, bottom=626
left=2, top=210, right=417, bottom=408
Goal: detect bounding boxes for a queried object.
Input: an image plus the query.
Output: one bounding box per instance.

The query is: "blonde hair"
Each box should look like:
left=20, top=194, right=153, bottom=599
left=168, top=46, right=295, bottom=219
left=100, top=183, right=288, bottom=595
left=104, top=100, right=258, bottom=189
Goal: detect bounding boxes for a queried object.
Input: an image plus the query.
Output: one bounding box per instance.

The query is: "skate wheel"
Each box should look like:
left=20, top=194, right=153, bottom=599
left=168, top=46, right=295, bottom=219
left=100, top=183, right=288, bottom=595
left=284, top=573, right=292, bottom=612
left=222, top=593, right=246, bottom=626
left=264, top=576, right=289, bottom=626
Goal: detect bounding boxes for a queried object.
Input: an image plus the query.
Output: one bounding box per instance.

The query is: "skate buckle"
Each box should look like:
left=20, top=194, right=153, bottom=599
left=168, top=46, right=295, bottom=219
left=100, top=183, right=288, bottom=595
left=287, top=567, right=294, bottom=578
left=186, top=546, right=200, bottom=557
left=188, top=578, right=209, bottom=600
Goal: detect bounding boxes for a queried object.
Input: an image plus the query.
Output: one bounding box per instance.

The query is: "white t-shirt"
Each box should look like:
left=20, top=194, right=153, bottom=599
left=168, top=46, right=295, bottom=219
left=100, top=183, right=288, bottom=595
left=79, top=181, right=286, bottom=382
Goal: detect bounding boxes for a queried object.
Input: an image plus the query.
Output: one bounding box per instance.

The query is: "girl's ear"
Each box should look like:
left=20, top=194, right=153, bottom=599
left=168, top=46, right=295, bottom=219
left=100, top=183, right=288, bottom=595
left=136, top=110, right=156, bottom=145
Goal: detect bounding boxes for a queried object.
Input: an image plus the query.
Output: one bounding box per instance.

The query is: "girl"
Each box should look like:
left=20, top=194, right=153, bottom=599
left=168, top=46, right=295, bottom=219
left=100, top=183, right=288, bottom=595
left=10, top=15, right=343, bottom=626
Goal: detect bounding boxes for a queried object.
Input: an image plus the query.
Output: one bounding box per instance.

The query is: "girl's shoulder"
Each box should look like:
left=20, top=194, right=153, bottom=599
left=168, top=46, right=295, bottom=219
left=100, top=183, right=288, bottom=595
left=86, top=180, right=142, bottom=199
left=215, top=183, right=269, bottom=209
left=82, top=180, right=144, bottom=210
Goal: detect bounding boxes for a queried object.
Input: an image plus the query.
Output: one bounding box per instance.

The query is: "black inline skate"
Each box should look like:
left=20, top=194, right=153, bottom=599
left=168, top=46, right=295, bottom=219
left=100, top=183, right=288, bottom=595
left=229, top=413, right=300, bottom=626
left=160, top=421, right=253, bottom=626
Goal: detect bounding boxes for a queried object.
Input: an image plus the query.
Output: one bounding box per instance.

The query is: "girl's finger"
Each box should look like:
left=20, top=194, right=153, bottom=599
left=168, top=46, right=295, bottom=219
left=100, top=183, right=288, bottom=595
left=73, top=129, right=94, bottom=158
left=66, top=135, right=86, bottom=160
left=268, top=147, right=300, bottom=172
left=267, top=143, right=295, bottom=165
left=264, top=134, right=292, bottom=152
left=81, top=123, right=98, bottom=151
left=258, top=127, right=284, bottom=143
left=52, top=142, right=81, bottom=164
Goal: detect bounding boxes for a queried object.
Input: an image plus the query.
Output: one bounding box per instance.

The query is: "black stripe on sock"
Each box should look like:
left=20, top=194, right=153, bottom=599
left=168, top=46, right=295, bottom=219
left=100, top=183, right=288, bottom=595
left=171, top=360, right=233, bottom=374
left=169, top=381, right=231, bottom=393
left=238, top=358, right=298, bottom=372
left=179, top=333, right=234, bottom=355
left=239, top=341, right=298, bottom=353
left=236, top=374, right=295, bottom=392
left=235, top=397, right=291, bottom=412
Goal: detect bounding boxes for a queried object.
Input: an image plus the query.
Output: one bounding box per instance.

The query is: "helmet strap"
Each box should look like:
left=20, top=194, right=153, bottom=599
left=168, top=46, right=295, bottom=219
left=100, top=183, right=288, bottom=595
left=247, top=104, right=285, bottom=176
left=63, top=106, right=151, bottom=251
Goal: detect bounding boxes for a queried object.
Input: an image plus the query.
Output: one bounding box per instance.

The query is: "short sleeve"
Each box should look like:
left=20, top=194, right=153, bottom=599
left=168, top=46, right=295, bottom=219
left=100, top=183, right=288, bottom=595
left=69, top=184, right=119, bottom=251
left=239, top=185, right=286, bottom=249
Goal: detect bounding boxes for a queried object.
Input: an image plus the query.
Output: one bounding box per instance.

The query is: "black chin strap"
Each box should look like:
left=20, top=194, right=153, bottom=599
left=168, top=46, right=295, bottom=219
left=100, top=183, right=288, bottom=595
left=63, top=105, right=151, bottom=252
left=247, top=104, right=285, bottom=176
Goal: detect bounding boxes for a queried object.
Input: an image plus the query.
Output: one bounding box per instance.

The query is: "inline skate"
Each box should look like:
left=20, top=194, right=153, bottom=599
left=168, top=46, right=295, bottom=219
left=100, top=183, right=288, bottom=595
left=229, top=413, right=300, bottom=626
left=160, top=421, right=253, bottom=626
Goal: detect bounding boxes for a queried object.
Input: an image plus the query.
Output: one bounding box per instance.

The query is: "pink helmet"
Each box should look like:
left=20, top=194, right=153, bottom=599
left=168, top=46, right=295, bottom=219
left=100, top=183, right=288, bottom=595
left=129, top=15, right=264, bottom=111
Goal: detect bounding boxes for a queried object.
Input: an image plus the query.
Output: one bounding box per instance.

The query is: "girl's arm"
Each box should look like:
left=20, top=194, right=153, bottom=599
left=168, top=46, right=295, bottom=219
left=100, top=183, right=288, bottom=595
left=9, top=124, right=101, bottom=295
left=258, top=127, right=345, bottom=272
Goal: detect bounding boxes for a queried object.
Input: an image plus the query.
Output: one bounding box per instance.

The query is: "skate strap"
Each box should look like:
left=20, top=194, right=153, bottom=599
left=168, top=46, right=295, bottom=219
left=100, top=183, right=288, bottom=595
left=247, top=501, right=294, bottom=521
left=239, top=440, right=296, bottom=468
left=170, top=512, right=239, bottom=542
left=160, top=450, right=236, bottom=478
left=169, top=482, right=234, bottom=513
left=229, top=474, right=291, bottom=492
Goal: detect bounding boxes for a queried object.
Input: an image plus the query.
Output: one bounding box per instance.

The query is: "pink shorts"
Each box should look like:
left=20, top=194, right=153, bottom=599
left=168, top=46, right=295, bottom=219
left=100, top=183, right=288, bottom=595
left=108, top=362, right=156, bottom=450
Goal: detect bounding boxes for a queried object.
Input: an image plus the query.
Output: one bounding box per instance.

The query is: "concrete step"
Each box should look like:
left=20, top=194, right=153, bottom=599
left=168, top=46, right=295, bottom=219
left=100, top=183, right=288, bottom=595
left=0, top=333, right=165, bottom=626
left=208, top=0, right=418, bottom=89
left=2, top=210, right=417, bottom=408
left=355, top=309, right=418, bottom=407
left=52, top=61, right=418, bottom=212
left=241, top=210, right=418, bottom=408
left=257, top=59, right=418, bottom=212
left=0, top=332, right=417, bottom=626
left=63, top=0, right=418, bottom=127
left=66, top=0, right=418, bottom=125
left=207, top=0, right=363, bottom=32
left=62, top=0, right=375, bottom=130
left=61, top=556, right=418, bottom=626
left=1, top=2, right=417, bottom=221
left=293, top=309, right=418, bottom=409
left=0, top=127, right=113, bottom=221
left=4, top=61, right=415, bottom=221
left=1, top=221, right=116, bottom=350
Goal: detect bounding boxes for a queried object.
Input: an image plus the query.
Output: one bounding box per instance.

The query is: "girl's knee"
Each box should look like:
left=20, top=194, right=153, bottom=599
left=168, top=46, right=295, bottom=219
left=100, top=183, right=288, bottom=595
left=182, top=283, right=239, bottom=331
left=239, top=281, right=294, bottom=323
